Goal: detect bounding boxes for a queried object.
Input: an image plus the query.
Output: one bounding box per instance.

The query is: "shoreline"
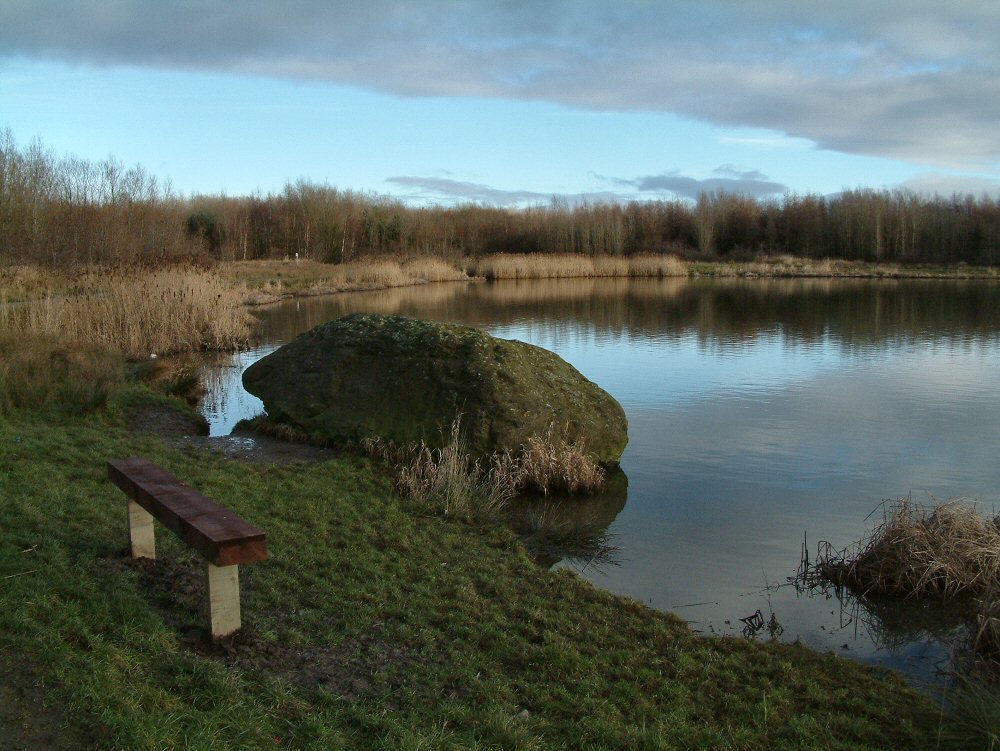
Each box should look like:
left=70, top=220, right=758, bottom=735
left=228, top=255, right=1000, bottom=308
left=3, top=256, right=997, bottom=747
left=1, top=402, right=947, bottom=748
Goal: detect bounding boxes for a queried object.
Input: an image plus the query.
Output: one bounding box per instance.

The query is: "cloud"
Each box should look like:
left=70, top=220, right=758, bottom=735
left=897, top=173, right=1000, bottom=198
left=713, top=165, right=769, bottom=181
left=387, top=176, right=550, bottom=206
left=3, top=1, right=999, bottom=169
left=395, top=166, right=997, bottom=207
left=390, top=164, right=788, bottom=205
left=386, top=176, right=630, bottom=207
left=629, top=169, right=788, bottom=200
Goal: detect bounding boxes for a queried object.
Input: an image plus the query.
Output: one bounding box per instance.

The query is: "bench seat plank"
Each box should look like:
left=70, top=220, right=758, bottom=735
left=108, top=458, right=267, bottom=566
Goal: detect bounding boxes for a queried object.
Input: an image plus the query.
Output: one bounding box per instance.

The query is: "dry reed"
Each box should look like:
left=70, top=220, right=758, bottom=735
left=235, top=257, right=469, bottom=304
left=0, top=336, right=123, bottom=414
left=0, top=265, right=53, bottom=302
left=388, top=421, right=514, bottom=519
left=363, top=419, right=605, bottom=521
left=337, top=259, right=410, bottom=287
left=1, top=267, right=252, bottom=359
left=813, top=498, right=1000, bottom=601
left=466, top=253, right=687, bottom=281
left=401, top=257, right=469, bottom=283
left=518, top=425, right=606, bottom=495
left=803, top=498, right=1000, bottom=681
left=328, top=257, right=465, bottom=289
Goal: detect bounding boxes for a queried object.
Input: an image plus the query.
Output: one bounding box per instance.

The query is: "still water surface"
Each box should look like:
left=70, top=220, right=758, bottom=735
left=200, top=277, right=1000, bottom=687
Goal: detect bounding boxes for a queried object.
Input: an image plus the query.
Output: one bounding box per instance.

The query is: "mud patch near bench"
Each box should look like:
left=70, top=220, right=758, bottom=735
left=217, top=624, right=450, bottom=702
left=0, top=656, right=110, bottom=751
left=106, top=554, right=449, bottom=701
left=124, top=401, right=209, bottom=438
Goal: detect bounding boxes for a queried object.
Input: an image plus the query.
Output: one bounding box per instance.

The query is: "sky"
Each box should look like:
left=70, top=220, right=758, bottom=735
left=2, top=1, right=999, bottom=206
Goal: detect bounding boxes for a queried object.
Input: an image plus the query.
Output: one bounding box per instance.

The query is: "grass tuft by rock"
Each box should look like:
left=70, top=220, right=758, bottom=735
left=363, top=419, right=606, bottom=521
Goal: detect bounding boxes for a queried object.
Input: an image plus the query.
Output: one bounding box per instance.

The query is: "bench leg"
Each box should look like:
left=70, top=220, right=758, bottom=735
left=206, top=563, right=241, bottom=639
left=127, top=500, right=156, bottom=559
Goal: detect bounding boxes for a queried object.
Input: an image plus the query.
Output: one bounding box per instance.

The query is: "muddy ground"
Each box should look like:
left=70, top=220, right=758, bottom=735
left=0, top=658, right=108, bottom=751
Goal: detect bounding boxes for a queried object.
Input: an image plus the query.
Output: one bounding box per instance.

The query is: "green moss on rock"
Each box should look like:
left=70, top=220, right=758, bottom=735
left=242, top=314, right=628, bottom=464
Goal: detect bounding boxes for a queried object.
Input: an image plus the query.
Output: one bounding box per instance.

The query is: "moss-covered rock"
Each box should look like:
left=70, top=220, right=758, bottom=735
left=242, top=314, right=628, bottom=464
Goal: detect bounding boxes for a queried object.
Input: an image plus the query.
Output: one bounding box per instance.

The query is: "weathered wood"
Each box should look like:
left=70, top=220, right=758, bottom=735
left=127, top=499, right=156, bottom=559
left=206, top=562, right=242, bottom=638
left=108, top=457, right=267, bottom=641
left=108, top=458, right=267, bottom=566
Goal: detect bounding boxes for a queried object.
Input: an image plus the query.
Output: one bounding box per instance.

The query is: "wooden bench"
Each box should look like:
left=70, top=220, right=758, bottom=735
left=108, top=457, right=268, bottom=640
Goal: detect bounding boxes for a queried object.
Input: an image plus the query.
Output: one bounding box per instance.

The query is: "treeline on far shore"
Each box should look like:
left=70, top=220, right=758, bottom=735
left=2, top=129, right=999, bottom=269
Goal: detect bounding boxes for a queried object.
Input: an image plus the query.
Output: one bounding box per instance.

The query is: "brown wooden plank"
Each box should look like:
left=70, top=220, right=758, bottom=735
left=108, top=458, right=267, bottom=566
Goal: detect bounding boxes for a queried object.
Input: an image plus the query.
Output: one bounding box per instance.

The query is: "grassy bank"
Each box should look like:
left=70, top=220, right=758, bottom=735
left=2, top=259, right=997, bottom=748
left=216, top=257, right=468, bottom=306
left=220, top=256, right=1000, bottom=303
left=5, top=255, right=997, bottom=318
left=0, top=390, right=950, bottom=749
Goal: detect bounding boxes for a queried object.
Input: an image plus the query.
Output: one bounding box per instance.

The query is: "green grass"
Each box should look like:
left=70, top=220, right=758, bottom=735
left=0, top=392, right=950, bottom=750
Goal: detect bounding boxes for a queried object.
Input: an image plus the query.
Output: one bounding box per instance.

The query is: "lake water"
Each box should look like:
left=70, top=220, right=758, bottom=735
left=199, top=276, right=1000, bottom=687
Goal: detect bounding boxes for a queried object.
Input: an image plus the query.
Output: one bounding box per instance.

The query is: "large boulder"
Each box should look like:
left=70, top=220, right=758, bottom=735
left=242, top=314, right=628, bottom=465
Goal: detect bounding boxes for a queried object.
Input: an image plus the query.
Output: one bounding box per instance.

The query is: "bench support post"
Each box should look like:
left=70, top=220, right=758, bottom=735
left=128, top=499, right=156, bottom=560
left=206, top=563, right=241, bottom=639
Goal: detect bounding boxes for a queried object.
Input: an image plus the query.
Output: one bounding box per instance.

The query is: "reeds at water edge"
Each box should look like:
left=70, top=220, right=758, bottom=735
left=0, top=266, right=253, bottom=359
left=362, top=418, right=606, bottom=520
left=465, top=253, right=688, bottom=281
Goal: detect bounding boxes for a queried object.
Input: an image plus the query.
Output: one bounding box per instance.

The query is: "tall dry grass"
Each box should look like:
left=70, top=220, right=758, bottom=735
left=0, top=265, right=53, bottom=302
left=384, top=421, right=515, bottom=520
left=236, top=257, right=469, bottom=304
left=0, top=336, right=123, bottom=414
left=401, top=257, right=469, bottom=283
left=331, top=257, right=466, bottom=287
left=517, top=426, right=606, bottom=495
left=336, top=259, right=411, bottom=287
left=465, top=253, right=687, bottom=281
left=1, top=267, right=252, bottom=359
left=364, top=419, right=606, bottom=519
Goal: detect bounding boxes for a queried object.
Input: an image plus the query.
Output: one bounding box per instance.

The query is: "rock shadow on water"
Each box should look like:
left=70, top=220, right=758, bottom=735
left=510, top=467, right=628, bottom=571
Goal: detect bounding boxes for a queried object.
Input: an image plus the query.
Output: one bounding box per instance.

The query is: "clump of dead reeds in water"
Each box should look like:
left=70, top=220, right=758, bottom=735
left=814, top=498, right=1000, bottom=601
left=806, top=496, right=1000, bottom=692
